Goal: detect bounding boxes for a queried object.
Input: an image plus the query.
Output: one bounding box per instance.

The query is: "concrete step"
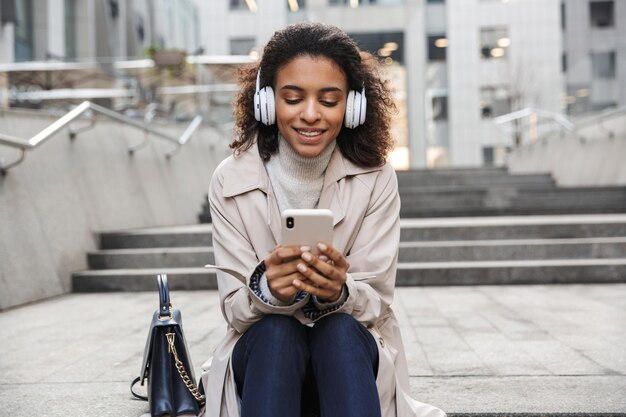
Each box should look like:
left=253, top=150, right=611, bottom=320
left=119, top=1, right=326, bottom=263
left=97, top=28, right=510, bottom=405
left=88, top=237, right=626, bottom=269
left=72, top=267, right=217, bottom=292
left=97, top=215, right=626, bottom=249
left=87, top=247, right=215, bottom=269
left=400, top=215, right=626, bottom=241
left=72, top=258, right=626, bottom=291
left=100, top=224, right=212, bottom=249
left=398, top=237, right=626, bottom=262
left=399, top=183, right=557, bottom=193
left=397, top=166, right=507, bottom=175
left=396, top=172, right=555, bottom=187
left=400, top=187, right=626, bottom=217
left=395, top=258, right=626, bottom=286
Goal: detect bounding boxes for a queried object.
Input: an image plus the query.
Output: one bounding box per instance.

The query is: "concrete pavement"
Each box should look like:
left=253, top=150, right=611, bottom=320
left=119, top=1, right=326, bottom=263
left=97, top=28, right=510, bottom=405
left=1, top=284, right=625, bottom=416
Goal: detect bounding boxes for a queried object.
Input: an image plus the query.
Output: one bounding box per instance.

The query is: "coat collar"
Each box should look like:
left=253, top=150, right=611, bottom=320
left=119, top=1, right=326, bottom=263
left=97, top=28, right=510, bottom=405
left=220, top=142, right=383, bottom=241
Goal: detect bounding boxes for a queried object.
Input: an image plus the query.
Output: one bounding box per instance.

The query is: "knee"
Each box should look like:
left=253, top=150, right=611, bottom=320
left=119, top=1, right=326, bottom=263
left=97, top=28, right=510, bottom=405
left=248, top=314, right=307, bottom=349
left=310, top=313, right=363, bottom=347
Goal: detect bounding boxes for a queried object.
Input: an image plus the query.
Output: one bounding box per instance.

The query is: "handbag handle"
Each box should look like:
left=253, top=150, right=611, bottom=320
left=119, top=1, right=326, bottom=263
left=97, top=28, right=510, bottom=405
left=157, top=274, right=171, bottom=319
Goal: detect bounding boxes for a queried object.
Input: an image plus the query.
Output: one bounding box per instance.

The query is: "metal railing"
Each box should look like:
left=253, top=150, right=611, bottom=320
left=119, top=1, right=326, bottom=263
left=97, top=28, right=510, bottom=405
left=494, top=105, right=626, bottom=147
left=0, top=101, right=202, bottom=174
left=493, top=107, right=575, bottom=144
left=569, top=105, right=626, bottom=141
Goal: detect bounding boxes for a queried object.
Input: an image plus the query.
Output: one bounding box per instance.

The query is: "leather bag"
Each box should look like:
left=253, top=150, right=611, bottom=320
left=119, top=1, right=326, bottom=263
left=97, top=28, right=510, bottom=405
left=131, top=274, right=205, bottom=416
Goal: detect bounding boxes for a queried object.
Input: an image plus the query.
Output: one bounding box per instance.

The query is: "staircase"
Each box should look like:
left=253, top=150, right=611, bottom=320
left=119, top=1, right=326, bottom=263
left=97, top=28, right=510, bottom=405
left=72, top=213, right=626, bottom=291
left=197, top=167, right=626, bottom=221
left=73, top=167, right=626, bottom=291
left=396, top=167, right=626, bottom=217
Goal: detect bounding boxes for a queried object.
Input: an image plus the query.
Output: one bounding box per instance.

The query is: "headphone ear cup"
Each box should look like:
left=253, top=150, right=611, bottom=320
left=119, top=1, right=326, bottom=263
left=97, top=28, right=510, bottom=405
left=351, top=90, right=362, bottom=128
left=254, top=90, right=262, bottom=122
left=358, top=89, right=367, bottom=126
left=345, top=90, right=355, bottom=129
left=259, top=88, right=268, bottom=125
left=265, top=86, right=276, bottom=125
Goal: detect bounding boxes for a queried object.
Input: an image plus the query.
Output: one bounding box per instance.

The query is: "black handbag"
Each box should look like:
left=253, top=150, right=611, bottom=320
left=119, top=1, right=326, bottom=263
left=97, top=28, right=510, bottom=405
left=131, top=274, right=205, bottom=416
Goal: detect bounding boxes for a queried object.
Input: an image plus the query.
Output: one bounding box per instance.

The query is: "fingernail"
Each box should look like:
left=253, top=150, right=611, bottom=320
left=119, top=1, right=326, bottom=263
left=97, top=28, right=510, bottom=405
left=317, top=243, right=327, bottom=251
left=301, top=252, right=312, bottom=262
left=319, top=255, right=328, bottom=261
left=297, top=263, right=307, bottom=273
left=300, top=246, right=311, bottom=252
left=293, top=279, right=301, bottom=287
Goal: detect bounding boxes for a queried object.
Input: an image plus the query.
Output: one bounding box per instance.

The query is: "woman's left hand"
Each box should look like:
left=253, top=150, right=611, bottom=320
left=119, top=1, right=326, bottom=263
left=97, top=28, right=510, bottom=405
left=293, top=242, right=349, bottom=302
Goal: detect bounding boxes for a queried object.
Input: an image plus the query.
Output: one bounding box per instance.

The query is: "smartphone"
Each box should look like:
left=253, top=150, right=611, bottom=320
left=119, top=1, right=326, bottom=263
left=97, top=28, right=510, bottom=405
left=281, top=209, right=333, bottom=254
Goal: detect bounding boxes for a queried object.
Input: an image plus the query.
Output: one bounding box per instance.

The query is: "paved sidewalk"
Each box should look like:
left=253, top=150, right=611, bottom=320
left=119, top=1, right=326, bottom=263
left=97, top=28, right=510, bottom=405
left=1, top=285, right=625, bottom=416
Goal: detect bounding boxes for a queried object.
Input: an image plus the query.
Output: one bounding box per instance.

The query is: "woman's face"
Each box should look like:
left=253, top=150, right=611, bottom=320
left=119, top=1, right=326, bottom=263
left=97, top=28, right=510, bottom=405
left=274, top=55, right=349, bottom=158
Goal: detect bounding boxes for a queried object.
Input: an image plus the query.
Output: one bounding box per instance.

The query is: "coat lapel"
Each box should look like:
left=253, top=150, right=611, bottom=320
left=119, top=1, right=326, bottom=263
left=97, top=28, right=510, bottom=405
left=220, top=144, right=283, bottom=244
left=318, top=146, right=384, bottom=226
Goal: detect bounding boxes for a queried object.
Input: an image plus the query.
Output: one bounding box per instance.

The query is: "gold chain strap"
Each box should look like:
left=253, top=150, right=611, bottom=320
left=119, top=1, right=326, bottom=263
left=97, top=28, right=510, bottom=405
left=166, top=332, right=206, bottom=406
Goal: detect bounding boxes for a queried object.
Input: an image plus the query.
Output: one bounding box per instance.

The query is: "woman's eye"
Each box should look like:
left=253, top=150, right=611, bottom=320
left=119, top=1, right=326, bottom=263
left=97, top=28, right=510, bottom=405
left=285, top=98, right=301, bottom=104
left=321, top=101, right=338, bottom=107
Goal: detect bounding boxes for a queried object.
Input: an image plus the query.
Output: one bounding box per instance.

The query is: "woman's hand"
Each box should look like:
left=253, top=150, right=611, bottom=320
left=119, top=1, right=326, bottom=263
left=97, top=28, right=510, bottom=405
left=293, top=242, right=349, bottom=303
left=263, top=245, right=307, bottom=303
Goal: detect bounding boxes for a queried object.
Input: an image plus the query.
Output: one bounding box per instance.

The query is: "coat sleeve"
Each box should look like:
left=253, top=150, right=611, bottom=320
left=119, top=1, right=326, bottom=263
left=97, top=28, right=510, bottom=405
left=208, top=166, right=309, bottom=334
left=333, top=163, right=401, bottom=326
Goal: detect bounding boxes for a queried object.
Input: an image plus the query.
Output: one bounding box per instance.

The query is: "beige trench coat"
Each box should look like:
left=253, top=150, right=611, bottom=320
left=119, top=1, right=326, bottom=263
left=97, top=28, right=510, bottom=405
left=201, top=143, right=446, bottom=417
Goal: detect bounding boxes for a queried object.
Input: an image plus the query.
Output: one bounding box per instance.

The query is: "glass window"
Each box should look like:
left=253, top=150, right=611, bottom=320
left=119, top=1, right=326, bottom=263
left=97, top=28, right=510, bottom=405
left=14, top=0, right=34, bottom=62
left=483, top=147, right=495, bottom=166
left=0, top=0, right=18, bottom=24
left=329, top=0, right=402, bottom=6
left=590, top=1, right=614, bottom=28
left=427, top=0, right=445, bottom=3
left=432, top=96, right=448, bottom=121
left=230, top=38, right=256, bottom=55
left=480, top=27, right=509, bottom=60
left=427, top=35, right=447, bottom=61
left=229, top=0, right=247, bottom=10
left=591, top=51, right=616, bottom=79
left=480, top=86, right=511, bottom=118
left=348, top=32, right=404, bottom=64
left=65, top=0, right=76, bottom=60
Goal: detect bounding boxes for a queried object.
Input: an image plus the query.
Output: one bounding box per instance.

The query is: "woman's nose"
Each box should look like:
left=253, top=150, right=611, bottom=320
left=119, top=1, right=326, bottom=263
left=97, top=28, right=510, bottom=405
left=300, top=100, right=321, bottom=123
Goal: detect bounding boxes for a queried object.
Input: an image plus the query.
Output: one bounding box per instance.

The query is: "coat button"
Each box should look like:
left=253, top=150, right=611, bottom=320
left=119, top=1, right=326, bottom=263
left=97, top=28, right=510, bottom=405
left=379, top=337, right=385, bottom=347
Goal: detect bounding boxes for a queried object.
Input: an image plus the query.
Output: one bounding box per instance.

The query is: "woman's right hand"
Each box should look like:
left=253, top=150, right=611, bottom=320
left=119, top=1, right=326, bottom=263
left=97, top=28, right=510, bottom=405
left=263, top=245, right=306, bottom=303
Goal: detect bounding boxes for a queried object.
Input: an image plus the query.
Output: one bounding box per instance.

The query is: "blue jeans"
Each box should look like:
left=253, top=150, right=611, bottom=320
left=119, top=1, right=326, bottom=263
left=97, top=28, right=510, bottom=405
left=232, top=313, right=381, bottom=417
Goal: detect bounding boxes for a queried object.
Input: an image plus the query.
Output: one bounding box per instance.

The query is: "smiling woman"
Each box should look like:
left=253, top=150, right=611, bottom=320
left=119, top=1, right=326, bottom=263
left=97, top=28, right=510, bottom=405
left=203, top=22, right=446, bottom=417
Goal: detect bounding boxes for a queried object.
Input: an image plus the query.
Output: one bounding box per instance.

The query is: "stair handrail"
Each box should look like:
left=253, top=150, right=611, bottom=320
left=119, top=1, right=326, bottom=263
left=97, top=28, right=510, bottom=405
left=493, top=107, right=575, bottom=133
left=569, top=105, right=626, bottom=141
left=0, top=101, right=202, bottom=174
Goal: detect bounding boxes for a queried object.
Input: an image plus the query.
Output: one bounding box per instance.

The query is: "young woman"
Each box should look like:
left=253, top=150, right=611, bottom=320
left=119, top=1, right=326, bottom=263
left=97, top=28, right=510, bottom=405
left=202, top=22, right=446, bottom=417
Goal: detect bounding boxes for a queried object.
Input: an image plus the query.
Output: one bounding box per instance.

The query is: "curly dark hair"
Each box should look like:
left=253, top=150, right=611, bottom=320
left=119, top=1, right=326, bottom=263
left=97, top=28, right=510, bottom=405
left=231, top=22, right=397, bottom=168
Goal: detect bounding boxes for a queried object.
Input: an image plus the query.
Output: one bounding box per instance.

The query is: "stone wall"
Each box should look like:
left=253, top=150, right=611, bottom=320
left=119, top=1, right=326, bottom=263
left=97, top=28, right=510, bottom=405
left=507, top=113, right=626, bottom=186
left=0, top=109, right=230, bottom=309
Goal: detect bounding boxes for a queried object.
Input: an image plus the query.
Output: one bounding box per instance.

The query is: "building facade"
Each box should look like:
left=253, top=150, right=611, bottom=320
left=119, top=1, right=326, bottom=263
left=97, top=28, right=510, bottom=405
left=562, top=0, right=626, bottom=115
left=0, top=0, right=200, bottom=63
left=192, top=0, right=567, bottom=168
left=1, top=0, right=623, bottom=168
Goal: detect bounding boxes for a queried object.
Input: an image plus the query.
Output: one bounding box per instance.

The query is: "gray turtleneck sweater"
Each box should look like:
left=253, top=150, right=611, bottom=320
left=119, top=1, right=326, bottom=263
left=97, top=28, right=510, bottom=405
left=259, top=136, right=347, bottom=308
left=265, top=136, right=336, bottom=212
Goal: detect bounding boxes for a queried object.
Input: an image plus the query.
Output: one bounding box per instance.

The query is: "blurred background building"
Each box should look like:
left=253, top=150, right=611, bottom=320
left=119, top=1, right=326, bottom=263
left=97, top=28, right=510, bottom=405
left=1, top=0, right=624, bottom=168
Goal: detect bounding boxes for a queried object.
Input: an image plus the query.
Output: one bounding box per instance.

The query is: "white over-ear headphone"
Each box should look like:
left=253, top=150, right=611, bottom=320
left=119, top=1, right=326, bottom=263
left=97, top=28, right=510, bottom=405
left=344, top=86, right=367, bottom=129
left=254, top=70, right=366, bottom=129
left=254, top=71, right=276, bottom=125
